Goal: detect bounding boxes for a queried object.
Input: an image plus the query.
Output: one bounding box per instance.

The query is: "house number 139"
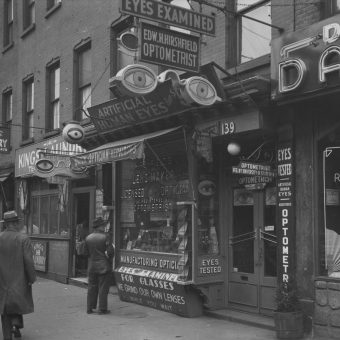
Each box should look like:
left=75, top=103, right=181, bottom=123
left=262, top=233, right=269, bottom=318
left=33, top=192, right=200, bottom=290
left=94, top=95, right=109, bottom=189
left=221, top=121, right=235, bottom=135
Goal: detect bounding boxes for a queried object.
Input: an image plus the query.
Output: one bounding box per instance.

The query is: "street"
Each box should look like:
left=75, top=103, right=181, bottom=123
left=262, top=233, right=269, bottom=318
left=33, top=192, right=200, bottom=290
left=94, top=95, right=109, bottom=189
left=21, top=278, right=277, bottom=340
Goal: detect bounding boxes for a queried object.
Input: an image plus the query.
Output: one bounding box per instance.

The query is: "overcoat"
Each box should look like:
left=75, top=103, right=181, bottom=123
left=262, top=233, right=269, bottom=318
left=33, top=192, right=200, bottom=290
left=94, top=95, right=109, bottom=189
left=0, top=227, right=37, bottom=314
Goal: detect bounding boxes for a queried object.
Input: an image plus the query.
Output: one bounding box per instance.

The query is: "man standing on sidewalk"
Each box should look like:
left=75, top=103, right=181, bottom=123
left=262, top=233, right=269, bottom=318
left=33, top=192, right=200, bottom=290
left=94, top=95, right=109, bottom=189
left=0, top=211, right=36, bottom=340
left=85, top=217, right=114, bottom=315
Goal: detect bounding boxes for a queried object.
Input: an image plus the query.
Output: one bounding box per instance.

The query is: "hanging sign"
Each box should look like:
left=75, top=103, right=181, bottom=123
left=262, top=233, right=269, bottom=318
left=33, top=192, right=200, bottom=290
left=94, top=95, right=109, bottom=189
left=276, top=129, right=295, bottom=285
left=140, top=22, right=200, bottom=72
left=120, top=0, right=215, bottom=36
left=31, top=240, right=48, bottom=272
left=0, top=126, right=10, bottom=154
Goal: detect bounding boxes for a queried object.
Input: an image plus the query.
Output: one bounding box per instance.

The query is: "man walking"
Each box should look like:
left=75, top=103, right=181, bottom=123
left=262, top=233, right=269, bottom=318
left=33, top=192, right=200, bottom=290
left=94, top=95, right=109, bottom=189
left=85, top=217, right=114, bottom=315
left=0, top=211, right=36, bottom=340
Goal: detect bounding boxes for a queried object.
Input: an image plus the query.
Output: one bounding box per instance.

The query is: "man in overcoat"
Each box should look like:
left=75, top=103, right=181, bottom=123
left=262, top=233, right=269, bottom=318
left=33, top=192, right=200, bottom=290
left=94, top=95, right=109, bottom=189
left=85, top=217, right=114, bottom=315
left=0, top=211, right=36, bottom=340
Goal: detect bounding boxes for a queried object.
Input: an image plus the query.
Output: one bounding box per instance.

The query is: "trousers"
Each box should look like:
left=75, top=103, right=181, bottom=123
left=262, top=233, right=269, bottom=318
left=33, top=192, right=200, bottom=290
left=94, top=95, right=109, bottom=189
left=1, top=313, right=23, bottom=340
left=87, top=272, right=111, bottom=312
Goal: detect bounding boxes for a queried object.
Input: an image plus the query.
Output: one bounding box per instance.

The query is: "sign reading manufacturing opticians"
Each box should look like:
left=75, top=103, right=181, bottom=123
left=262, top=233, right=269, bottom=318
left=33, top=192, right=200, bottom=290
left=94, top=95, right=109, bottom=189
left=272, top=14, right=340, bottom=101
left=120, top=0, right=215, bottom=36
left=140, top=22, right=200, bottom=72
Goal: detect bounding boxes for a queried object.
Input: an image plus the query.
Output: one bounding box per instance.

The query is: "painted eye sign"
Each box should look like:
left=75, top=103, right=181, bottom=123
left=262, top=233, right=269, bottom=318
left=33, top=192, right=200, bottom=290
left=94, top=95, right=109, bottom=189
left=198, top=180, right=216, bottom=196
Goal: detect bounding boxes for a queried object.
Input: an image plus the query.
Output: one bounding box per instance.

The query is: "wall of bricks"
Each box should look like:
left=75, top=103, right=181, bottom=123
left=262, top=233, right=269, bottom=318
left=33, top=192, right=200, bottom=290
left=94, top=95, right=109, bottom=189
left=314, top=280, right=340, bottom=339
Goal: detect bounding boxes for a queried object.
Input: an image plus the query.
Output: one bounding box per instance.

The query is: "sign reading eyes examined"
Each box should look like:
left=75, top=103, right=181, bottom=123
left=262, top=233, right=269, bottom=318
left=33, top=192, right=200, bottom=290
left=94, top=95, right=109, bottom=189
left=140, top=22, right=200, bottom=72
left=120, top=0, right=215, bottom=36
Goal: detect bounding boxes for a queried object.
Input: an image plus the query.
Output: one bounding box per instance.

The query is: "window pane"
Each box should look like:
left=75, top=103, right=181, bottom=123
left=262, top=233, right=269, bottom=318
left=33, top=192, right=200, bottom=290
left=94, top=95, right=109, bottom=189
left=336, top=0, right=340, bottom=11
left=40, top=196, right=49, bottom=234
left=26, top=82, right=34, bottom=111
left=80, top=85, right=91, bottom=118
left=54, top=67, right=60, bottom=99
left=79, top=48, right=91, bottom=86
left=7, top=0, right=13, bottom=22
left=240, top=2, right=271, bottom=63
left=32, top=197, right=40, bottom=234
left=52, top=100, right=60, bottom=129
left=49, top=196, right=58, bottom=235
left=5, top=92, right=13, bottom=121
left=28, top=112, right=34, bottom=138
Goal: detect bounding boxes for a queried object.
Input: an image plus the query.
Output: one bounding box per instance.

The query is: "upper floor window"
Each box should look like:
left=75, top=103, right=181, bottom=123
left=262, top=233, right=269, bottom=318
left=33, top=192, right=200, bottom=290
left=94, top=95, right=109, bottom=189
left=2, top=89, right=12, bottom=123
left=23, top=77, right=34, bottom=139
left=23, top=0, right=35, bottom=30
left=237, top=0, right=271, bottom=64
left=47, top=0, right=61, bottom=11
left=47, top=62, right=60, bottom=131
left=332, top=0, right=340, bottom=13
left=75, top=42, right=91, bottom=120
left=4, top=0, right=13, bottom=47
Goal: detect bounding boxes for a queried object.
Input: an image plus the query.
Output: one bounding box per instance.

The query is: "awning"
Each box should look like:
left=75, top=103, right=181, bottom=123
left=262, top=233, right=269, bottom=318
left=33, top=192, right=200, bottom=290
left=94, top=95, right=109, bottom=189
left=0, top=170, right=12, bottom=182
left=70, top=127, right=181, bottom=168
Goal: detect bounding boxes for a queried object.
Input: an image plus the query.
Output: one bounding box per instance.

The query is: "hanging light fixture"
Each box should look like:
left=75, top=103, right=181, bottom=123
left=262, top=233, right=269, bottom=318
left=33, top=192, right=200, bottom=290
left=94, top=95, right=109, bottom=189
left=227, top=142, right=241, bottom=156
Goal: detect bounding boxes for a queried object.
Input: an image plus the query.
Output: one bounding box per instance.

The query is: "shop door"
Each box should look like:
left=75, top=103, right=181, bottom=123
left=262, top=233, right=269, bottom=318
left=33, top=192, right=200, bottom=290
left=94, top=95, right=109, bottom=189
left=228, top=186, right=277, bottom=315
left=72, top=188, right=95, bottom=277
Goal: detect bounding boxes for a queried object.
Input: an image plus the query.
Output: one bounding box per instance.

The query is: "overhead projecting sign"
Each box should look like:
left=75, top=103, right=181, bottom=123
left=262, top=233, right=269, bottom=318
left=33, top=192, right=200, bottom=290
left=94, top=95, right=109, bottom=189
left=120, top=0, right=216, bottom=36
left=140, top=22, right=200, bottom=72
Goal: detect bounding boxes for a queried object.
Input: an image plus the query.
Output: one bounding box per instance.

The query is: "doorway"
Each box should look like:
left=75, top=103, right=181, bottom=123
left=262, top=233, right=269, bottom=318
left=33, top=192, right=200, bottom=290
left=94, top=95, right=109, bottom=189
left=72, top=189, right=95, bottom=277
left=228, top=185, right=277, bottom=315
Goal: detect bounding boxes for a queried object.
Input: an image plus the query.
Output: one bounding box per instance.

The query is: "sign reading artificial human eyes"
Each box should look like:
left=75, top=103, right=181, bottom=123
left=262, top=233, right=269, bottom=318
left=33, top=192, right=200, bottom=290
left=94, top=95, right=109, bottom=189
left=271, top=14, right=340, bottom=101
left=120, top=0, right=215, bottom=36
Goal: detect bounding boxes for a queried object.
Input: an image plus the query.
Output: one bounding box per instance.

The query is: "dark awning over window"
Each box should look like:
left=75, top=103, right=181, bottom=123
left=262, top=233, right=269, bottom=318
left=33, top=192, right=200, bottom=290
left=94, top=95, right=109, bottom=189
left=71, top=127, right=181, bottom=168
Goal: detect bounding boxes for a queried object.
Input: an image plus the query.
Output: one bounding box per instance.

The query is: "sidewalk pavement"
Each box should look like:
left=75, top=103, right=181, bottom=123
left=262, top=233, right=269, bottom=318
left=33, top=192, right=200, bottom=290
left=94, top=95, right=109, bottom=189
left=15, top=278, right=316, bottom=340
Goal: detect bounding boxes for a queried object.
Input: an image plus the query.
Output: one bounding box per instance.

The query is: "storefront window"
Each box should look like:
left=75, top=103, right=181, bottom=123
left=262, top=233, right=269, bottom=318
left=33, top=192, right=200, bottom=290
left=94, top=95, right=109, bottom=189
left=31, top=193, right=68, bottom=236
left=323, top=146, right=340, bottom=277
left=118, top=134, right=192, bottom=256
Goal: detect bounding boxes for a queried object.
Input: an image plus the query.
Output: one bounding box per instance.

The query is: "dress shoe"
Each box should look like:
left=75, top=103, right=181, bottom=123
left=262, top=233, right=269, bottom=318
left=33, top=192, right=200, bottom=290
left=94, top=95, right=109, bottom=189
left=86, top=309, right=94, bottom=314
left=98, top=309, right=110, bottom=315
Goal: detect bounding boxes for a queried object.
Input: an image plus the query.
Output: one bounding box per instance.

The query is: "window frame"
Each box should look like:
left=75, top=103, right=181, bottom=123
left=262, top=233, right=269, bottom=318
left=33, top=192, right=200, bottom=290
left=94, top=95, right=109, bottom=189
left=23, top=0, right=35, bottom=31
left=3, top=0, right=14, bottom=48
left=46, top=0, right=61, bottom=18
left=2, top=88, right=13, bottom=123
left=22, top=76, right=34, bottom=140
left=46, top=60, right=61, bottom=131
left=74, top=40, right=91, bottom=121
left=236, top=0, right=271, bottom=64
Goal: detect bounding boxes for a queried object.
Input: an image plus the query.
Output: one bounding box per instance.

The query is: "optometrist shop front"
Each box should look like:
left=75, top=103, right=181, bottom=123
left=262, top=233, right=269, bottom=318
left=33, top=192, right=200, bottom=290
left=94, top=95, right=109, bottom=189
left=68, top=62, right=278, bottom=317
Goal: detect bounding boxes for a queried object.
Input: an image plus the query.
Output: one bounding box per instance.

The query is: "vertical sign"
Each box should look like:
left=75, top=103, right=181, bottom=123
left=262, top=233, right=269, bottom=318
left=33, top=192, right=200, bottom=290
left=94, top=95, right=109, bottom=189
left=0, top=126, right=10, bottom=154
left=277, top=127, right=295, bottom=285
left=31, top=240, right=48, bottom=272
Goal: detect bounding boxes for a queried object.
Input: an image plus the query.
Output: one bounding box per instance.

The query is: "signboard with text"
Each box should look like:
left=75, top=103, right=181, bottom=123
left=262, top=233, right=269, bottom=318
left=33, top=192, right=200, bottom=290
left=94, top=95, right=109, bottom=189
left=120, top=0, right=215, bottom=36
left=140, top=22, right=200, bottom=72
left=0, top=126, right=10, bottom=154
left=195, top=255, right=223, bottom=284
left=276, top=133, right=295, bottom=285
left=31, top=240, right=48, bottom=272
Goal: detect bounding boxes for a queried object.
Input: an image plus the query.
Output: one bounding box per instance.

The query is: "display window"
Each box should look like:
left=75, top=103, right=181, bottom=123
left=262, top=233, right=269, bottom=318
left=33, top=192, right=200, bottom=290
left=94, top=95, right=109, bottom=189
left=118, top=132, right=193, bottom=280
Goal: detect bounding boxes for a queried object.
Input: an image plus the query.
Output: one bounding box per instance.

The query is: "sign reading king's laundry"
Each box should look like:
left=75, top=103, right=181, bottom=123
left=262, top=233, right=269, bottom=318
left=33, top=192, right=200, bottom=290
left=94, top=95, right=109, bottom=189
left=120, top=0, right=215, bottom=36
left=0, top=126, right=10, bottom=154
left=15, top=135, right=85, bottom=177
left=140, top=22, right=200, bottom=72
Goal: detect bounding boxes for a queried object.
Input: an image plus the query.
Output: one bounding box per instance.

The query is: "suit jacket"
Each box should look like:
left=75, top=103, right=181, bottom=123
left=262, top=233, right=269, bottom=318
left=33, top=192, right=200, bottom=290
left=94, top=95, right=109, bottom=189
left=0, top=227, right=37, bottom=314
left=85, top=231, right=114, bottom=275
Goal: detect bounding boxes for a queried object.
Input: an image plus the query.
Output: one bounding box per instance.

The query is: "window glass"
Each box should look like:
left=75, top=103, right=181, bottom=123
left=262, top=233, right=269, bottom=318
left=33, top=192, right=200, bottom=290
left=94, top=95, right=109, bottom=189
left=237, top=1, right=271, bottom=63
left=79, top=48, right=91, bottom=87
left=4, top=0, right=13, bottom=46
left=24, top=0, right=35, bottom=29
left=3, top=90, right=12, bottom=122
left=48, top=65, right=60, bottom=129
left=80, top=85, right=91, bottom=118
left=47, top=0, right=61, bottom=10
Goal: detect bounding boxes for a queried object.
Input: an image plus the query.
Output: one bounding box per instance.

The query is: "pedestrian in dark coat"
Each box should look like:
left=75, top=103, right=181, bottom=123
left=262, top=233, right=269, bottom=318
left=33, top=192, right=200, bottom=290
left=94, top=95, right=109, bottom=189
left=0, top=211, right=36, bottom=340
left=85, top=217, right=114, bottom=315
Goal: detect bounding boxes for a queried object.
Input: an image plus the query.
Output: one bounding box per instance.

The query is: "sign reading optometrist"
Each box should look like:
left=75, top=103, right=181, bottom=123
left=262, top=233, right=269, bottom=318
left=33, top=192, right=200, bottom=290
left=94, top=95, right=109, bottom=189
left=272, top=14, right=340, bottom=101
left=140, top=22, right=200, bottom=72
left=120, top=0, right=215, bottom=36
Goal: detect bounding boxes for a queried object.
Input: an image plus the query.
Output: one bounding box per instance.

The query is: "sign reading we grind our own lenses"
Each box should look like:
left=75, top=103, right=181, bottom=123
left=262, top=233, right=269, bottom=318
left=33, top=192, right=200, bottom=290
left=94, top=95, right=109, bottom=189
left=120, top=0, right=215, bottom=36
left=140, top=22, right=200, bottom=72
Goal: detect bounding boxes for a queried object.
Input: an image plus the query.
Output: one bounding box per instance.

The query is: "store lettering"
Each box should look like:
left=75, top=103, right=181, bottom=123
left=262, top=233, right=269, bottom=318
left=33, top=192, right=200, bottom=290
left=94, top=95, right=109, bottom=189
left=279, top=23, right=340, bottom=93
left=281, top=208, right=290, bottom=283
left=334, top=172, right=340, bottom=183
left=139, top=277, right=174, bottom=290
left=199, top=258, right=222, bottom=275
left=0, top=139, right=8, bottom=148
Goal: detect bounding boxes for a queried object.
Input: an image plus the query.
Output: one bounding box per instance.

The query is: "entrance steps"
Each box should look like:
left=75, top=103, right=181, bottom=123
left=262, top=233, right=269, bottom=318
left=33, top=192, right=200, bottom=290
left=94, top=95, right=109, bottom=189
left=204, top=309, right=275, bottom=331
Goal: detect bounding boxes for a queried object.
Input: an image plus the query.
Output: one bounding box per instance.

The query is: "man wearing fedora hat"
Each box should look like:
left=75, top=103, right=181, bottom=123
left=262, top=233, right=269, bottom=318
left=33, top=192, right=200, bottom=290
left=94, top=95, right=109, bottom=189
left=84, top=217, right=114, bottom=315
left=0, top=211, right=36, bottom=340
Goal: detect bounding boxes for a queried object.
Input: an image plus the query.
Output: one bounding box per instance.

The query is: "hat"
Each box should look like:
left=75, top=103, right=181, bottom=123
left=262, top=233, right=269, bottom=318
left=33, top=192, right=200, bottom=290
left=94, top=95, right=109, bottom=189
left=92, top=217, right=106, bottom=228
left=0, top=210, right=22, bottom=223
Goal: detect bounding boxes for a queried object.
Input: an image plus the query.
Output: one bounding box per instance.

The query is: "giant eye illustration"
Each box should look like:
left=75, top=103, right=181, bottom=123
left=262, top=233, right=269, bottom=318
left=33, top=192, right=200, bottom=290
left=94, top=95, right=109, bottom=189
left=182, top=77, right=220, bottom=106
left=62, top=122, right=85, bottom=144
left=111, top=65, right=157, bottom=95
left=35, top=159, right=54, bottom=173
